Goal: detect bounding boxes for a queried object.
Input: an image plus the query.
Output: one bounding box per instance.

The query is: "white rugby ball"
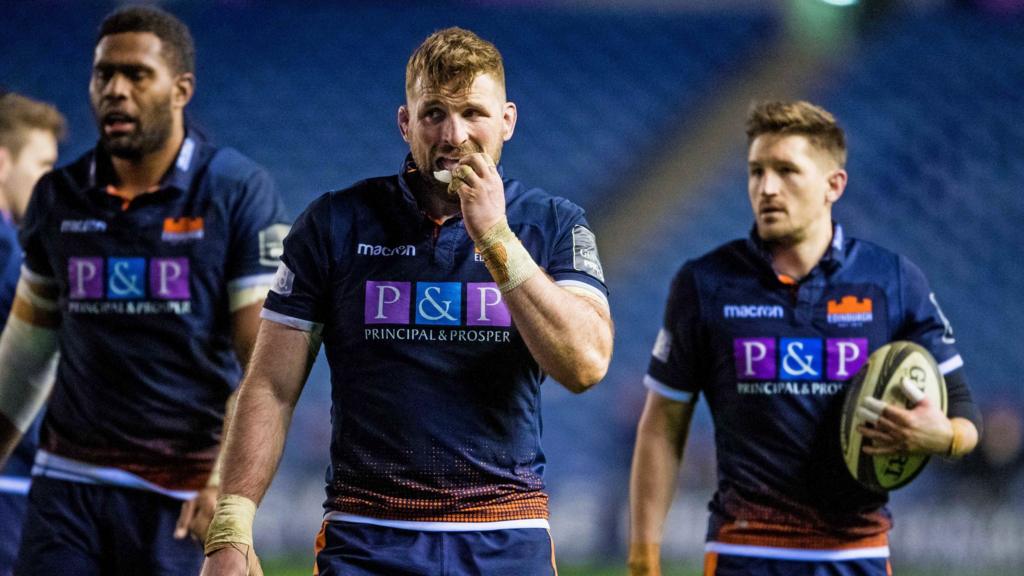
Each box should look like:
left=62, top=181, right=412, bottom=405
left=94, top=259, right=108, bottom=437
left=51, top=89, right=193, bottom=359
left=840, top=341, right=947, bottom=492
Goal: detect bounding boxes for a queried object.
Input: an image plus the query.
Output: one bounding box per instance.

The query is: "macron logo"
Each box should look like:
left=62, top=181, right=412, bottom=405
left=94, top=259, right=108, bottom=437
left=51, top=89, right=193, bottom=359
left=357, top=243, right=417, bottom=257
left=723, top=304, right=784, bottom=319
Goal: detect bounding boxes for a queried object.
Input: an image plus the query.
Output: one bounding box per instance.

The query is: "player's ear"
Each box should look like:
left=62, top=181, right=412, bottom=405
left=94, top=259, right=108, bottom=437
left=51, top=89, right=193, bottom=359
left=172, top=72, right=195, bottom=110
left=502, top=101, right=517, bottom=142
left=398, top=105, right=410, bottom=143
left=826, top=169, right=847, bottom=204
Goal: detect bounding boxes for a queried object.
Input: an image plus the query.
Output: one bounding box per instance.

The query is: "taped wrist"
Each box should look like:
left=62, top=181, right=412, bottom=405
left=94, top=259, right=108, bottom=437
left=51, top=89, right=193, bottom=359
left=947, top=419, right=970, bottom=459
left=0, top=314, right=58, bottom=432
left=205, top=494, right=256, bottom=555
left=476, top=218, right=539, bottom=293
left=627, top=542, right=661, bottom=575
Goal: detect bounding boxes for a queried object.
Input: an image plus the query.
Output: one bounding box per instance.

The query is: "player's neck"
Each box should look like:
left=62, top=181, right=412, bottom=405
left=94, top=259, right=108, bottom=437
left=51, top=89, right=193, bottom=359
left=769, top=219, right=833, bottom=281
left=110, top=123, right=185, bottom=199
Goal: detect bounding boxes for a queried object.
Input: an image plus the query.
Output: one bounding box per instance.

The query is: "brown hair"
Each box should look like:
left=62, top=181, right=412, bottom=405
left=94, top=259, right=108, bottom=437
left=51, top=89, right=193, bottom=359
left=0, top=93, right=66, bottom=158
left=746, top=100, right=846, bottom=167
left=405, top=27, right=505, bottom=98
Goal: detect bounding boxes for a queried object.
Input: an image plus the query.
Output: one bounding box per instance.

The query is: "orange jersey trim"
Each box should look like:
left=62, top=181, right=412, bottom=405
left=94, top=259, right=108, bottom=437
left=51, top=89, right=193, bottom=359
left=716, top=520, right=889, bottom=550
left=330, top=490, right=548, bottom=524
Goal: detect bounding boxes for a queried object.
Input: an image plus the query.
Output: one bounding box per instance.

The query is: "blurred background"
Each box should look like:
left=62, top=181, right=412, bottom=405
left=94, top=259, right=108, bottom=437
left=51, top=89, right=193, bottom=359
left=3, top=0, right=1022, bottom=573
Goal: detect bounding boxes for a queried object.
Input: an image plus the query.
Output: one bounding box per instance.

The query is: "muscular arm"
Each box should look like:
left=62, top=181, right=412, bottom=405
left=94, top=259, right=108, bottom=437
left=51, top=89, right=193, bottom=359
left=176, top=301, right=266, bottom=541
left=501, top=277, right=612, bottom=393
left=628, top=391, right=695, bottom=576
left=201, top=320, right=319, bottom=576
left=0, top=276, right=59, bottom=467
left=220, top=319, right=319, bottom=504
left=454, top=153, right=612, bottom=392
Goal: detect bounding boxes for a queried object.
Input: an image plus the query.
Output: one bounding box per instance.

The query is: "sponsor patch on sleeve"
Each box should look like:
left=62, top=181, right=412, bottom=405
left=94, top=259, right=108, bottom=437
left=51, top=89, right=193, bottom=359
left=259, top=224, right=291, bottom=267
left=652, top=328, right=672, bottom=362
left=571, top=225, right=605, bottom=282
left=270, top=262, right=295, bottom=296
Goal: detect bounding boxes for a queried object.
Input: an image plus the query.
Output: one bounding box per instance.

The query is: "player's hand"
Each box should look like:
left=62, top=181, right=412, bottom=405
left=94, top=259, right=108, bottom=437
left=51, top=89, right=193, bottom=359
left=176, top=485, right=219, bottom=541
left=858, top=395, right=953, bottom=456
left=200, top=545, right=264, bottom=576
left=451, top=152, right=505, bottom=242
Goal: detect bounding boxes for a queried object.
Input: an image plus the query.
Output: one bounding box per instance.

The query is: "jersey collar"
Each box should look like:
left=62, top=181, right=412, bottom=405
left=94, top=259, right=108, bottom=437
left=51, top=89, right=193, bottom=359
left=746, top=221, right=848, bottom=279
left=88, top=129, right=205, bottom=195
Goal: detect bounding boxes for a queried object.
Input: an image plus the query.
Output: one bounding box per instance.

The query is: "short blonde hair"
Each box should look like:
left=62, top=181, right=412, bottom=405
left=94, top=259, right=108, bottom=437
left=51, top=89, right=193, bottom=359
left=405, top=27, right=505, bottom=99
left=746, top=100, right=846, bottom=168
left=0, top=93, right=65, bottom=158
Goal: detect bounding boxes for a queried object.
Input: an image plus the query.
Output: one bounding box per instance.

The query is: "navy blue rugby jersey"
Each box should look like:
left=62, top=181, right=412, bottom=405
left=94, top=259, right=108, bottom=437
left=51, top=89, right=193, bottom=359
left=646, top=224, right=979, bottom=551
left=1, top=211, right=42, bottom=491
left=18, top=132, right=288, bottom=492
left=263, top=157, right=608, bottom=523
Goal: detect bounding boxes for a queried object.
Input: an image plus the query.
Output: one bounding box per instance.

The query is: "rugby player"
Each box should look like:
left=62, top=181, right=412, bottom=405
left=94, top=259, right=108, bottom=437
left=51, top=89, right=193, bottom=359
left=201, top=27, right=613, bottom=576
left=628, top=101, right=981, bottom=576
left=0, top=92, right=64, bottom=576
left=0, top=6, right=288, bottom=574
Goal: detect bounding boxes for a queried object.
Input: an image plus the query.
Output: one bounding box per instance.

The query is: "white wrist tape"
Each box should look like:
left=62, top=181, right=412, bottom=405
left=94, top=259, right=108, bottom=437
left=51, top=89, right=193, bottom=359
left=0, top=315, right=58, bottom=432
left=205, top=494, right=257, bottom=554
left=476, top=218, right=539, bottom=293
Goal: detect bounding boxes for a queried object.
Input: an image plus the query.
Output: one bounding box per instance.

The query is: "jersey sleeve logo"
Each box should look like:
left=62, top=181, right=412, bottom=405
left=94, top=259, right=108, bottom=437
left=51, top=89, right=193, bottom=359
left=571, top=225, right=605, bottom=282
left=652, top=328, right=672, bottom=362
left=270, top=262, right=295, bottom=296
left=259, top=224, right=291, bottom=267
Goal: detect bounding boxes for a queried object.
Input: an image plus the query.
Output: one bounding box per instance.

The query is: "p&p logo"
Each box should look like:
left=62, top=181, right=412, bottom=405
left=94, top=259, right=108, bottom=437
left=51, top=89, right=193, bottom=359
left=68, top=256, right=190, bottom=301
left=364, top=280, right=510, bottom=327
left=734, top=337, right=867, bottom=382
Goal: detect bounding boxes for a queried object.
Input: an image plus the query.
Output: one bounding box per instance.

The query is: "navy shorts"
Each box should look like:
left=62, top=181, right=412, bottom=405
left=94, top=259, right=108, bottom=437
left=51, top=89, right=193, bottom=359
left=0, top=489, right=29, bottom=576
left=314, top=520, right=557, bottom=576
left=14, top=476, right=203, bottom=576
left=706, top=551, right=891, bottom=576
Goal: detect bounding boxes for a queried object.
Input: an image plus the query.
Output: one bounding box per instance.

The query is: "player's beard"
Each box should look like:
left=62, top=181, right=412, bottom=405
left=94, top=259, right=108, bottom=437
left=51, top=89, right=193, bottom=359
left=98, top=96, right=175, bottom=161
left=413, top=141, right=497, bottom=204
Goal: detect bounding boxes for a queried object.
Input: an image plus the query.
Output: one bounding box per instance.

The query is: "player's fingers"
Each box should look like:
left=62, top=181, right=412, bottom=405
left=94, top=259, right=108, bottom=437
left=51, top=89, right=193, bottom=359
left=455, top=162, right=483, bottom=186
left=190, top=510, right=213, bottom=542
left=175, top=499, right=195, bottom=539
left=900, top=377, right=925, bottom=405
left=461, top=153, right=492, bottom=177
left=857, top=424, right=891, bottom=441
left=856, top=405, right=880, bottom=425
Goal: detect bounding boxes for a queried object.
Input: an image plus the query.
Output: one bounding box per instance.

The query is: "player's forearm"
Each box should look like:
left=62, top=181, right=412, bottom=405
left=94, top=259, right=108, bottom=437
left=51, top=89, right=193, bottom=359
left=0, top=414, right=23, bottom=469
left=218, top=321, right=316, bottom=503
left=629, top=419, right=684, bottom=547
left=0, top=280, right=60, bottom=463
left=629, top=393, right=693, bottom=566
left=502, top=274, right=612, bottom=393
left=219, top=378, right=295, bottom=504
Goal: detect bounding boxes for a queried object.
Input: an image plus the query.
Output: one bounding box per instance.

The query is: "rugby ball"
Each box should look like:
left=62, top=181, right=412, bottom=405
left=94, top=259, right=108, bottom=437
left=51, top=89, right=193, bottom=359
left=840, top=341, right=947, bottom=492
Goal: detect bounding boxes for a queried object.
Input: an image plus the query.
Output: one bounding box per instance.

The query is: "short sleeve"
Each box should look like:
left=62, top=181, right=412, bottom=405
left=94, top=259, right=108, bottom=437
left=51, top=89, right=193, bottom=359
left=896, top=256, right=961, bottom=375
left=261, top=193, right=332, bottom=332
left=896, top=255, right=980, bottom=426
left=224, top=162, right=290, bottom=287
left=644, top=263, right=705, bottom=403
left=545, top=199, right=608, bottom=304
left=18, top=174, right=56, bottom=282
